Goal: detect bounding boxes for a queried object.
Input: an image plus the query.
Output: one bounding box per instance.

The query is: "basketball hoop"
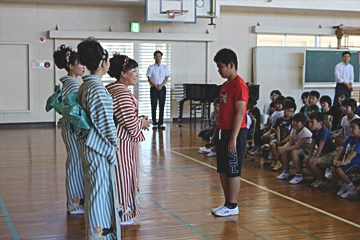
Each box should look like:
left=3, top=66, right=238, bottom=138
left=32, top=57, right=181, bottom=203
left=166, top=10, right=189, bottom=29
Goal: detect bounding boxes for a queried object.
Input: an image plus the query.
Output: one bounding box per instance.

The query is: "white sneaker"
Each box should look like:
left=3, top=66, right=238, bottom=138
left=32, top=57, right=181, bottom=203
left=250, top=150, right=263, bottom=156
left=213, top=206, right=239, bottom=217
left=289, top=175, right=303, bottom=184
left=211, top=205, right=225, bottom=214
left=276, top=171, right=290, bottom=180
left=207, top=151, right=216, bottom=157
left=310, top=179, right=319, bottom=187
left=268, top=152, right=273, bottom=160
left=313, top=179, right=327, bottom=188
left=336, top=184, right=349, bottom=196
left=340, top=185, right=359, bottom=199
left=198, top=147, right=211, bottom=153
left=120, top=219, right=134, bottom=226
left=325, top=168, right=333, bottom=179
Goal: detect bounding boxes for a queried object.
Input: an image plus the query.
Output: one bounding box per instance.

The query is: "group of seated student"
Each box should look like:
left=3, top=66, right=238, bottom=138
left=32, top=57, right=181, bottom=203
left=248, top=89, right=360, bottom=199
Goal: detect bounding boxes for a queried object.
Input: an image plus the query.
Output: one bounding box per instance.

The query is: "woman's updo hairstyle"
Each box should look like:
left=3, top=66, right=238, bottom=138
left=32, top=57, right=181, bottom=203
left=108, top=53, right=138, bottom=80
left=53, top=44, right=78, bottom=71
left=77, top=37, right=108, bottom=71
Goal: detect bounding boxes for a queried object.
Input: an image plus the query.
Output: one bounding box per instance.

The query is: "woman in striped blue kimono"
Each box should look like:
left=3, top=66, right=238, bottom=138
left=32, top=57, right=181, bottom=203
left=106, top=54, right=150, bottom=226
left=53, top=45, right=85, bottom=214
left=77, top=38, right=120, bottom=240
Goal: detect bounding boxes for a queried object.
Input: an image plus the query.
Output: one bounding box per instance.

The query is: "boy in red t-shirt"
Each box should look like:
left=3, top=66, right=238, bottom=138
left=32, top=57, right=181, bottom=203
left=211, top=48, right=249, bottom=217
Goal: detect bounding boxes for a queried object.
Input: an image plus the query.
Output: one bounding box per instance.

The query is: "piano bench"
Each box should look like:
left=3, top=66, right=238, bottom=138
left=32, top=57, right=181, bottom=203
left=190, top=102, right=205, bottom=123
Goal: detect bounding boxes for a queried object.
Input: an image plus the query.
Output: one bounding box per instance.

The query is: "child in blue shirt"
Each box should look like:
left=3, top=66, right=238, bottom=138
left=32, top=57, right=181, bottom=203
left=331, top=118, right=360, bottom=199
left=198, top=98, right=220, bottom=143
left=304, top=112, right=336, bottom=188
left=198, top=98, right=220, bottom=156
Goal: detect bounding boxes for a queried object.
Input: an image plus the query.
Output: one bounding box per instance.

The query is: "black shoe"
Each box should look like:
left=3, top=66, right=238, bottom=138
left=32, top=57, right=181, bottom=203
left=158, top=125, right=166, bottom=130
left=205, top=142, right=214, bottom=148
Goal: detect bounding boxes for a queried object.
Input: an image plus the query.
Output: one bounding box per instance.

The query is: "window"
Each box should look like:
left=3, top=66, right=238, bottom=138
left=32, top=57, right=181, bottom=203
left=100, top=41, right=172, bottom=121
left=101, top=42, right=134, bottom=92
left=257, top=34, right=339, bottom=48
left=347, top=36, right=360, bottom=50
left=256, top=34, right=284, bottom=46
left=138, top=43, right=172, bottom=121
left=286, top=35, right=315, bottom=47
left=319, top=36, right=338, bottom=48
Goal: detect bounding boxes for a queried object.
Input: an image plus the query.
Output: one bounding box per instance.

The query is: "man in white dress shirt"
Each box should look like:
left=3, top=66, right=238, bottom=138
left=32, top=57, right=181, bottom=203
left=146, top=50, right=170, bottom=130
left=334, top=51, right=354, bottom=104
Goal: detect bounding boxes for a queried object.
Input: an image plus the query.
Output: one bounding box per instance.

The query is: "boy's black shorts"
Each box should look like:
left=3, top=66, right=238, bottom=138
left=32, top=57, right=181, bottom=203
left=216, top=128, right=247, bottom=177
left=337, top=164, right=360, bottom=174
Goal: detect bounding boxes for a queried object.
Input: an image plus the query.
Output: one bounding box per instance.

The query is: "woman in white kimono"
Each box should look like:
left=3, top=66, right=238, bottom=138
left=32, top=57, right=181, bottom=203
left=106, top=54, right=150, bottom=226
left=76, top=37, right=120, bottom=239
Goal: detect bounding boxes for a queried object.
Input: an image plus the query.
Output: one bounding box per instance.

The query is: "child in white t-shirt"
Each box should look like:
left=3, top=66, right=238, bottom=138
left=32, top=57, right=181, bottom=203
left=276, top=113, right=312, bottom=184
left=336, top=98, right=360, bottom=137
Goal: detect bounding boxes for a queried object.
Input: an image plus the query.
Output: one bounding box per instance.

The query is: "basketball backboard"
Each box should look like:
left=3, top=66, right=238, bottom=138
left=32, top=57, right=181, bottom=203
left=146, top=0, right=196, bottom=23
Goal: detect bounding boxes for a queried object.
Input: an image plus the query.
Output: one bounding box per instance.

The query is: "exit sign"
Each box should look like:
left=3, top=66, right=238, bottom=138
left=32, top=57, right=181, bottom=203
left=130, top=22, right=140, bottom=32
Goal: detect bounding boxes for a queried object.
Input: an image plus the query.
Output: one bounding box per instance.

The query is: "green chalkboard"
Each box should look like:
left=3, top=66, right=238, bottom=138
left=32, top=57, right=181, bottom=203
left=304, top=50, right=359, bottom=83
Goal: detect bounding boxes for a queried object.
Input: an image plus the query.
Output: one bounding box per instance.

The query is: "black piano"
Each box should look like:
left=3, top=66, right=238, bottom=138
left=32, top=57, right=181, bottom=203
left=173, top=83, right=221, bottom=124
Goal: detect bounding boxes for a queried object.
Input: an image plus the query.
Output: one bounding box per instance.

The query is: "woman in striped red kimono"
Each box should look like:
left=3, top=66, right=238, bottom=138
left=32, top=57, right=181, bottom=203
left=106, top=54, right=150, bottom=226
left=53, top=45, right=85, bottom=214
left=77, top=38, right=120, bottom=239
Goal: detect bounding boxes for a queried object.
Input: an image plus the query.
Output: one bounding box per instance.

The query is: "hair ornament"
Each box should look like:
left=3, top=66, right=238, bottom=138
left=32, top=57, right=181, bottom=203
left=122, top=56, right=129, bottom=73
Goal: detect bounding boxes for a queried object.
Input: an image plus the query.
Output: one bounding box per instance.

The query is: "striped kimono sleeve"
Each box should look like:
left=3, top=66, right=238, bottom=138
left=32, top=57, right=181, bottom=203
left=112, top=86, right=145, bottom=142
left=81, top=77, right=117, bottom=164
left=61, top=76, right=79, bottom=99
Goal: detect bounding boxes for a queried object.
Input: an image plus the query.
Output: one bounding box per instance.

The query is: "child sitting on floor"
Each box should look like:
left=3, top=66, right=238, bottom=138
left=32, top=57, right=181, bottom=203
left=198, top=98, right=220, bottom=156
left=332, top=98, right=359, bottom=138
left=304, top=112, right=336, bottom=188
left=331, top=118, right=360, bottom=199
left=276, top=113, right=312, bottom=184
left=269, top=100, right=296, bottom=171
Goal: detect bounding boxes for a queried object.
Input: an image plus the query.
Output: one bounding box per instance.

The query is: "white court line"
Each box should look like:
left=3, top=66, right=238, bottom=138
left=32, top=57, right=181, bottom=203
left=166, top=148, right=360, bottom=229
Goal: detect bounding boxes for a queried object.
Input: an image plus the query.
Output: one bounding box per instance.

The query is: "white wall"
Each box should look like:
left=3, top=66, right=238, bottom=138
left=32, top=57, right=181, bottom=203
left=1, top=2, right=360, bottom=123
left=253, top=47, right=305, bottom=113
left=220, top=0, right=360, bottom=13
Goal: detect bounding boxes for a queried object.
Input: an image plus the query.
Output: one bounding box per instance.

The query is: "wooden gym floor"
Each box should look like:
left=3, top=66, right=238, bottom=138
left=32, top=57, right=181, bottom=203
left=1, top=123, right=360, bottom=239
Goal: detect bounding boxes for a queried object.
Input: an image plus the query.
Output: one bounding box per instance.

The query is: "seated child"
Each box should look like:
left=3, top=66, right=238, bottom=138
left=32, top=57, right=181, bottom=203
left=198, top=98, right=220, bottom=154
left=320, top=95, right=332, bottom=114
left=269, top=100, right=296, bottom=171
left=331, top=118, right=360, bottom=198
left=305, top=104, right=320, bottom=130
left=276, top=113, right=312, bottom=184
left=249, top=101, right=276, bottom=155
left=269, top=96, right=285, bottom=128
left=266, top=90, right=282, bottom=115
left=248, top=96, right=261, bottom=131
left=304, top=112, right=336, bottom=188
left=285, top=96, right=296, bottom=103
left=299, top=91, right=309, bottom=114
left=320, top=95, right=332, bottom=130
left=261, top=96, right=285, bottom=147
left=328, top=92, right=348, bottom=132
left=304, top=90, right=320, bottom=116
left=333, top=98, right=359, bottom=138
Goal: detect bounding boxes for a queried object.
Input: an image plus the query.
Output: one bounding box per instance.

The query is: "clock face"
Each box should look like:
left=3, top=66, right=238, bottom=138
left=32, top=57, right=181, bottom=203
left=196, top=0, right=215, bottom=18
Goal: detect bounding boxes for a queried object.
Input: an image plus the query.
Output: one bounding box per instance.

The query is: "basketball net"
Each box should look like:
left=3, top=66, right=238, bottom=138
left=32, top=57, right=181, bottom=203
left=166, top=10, right=189, bottom=30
